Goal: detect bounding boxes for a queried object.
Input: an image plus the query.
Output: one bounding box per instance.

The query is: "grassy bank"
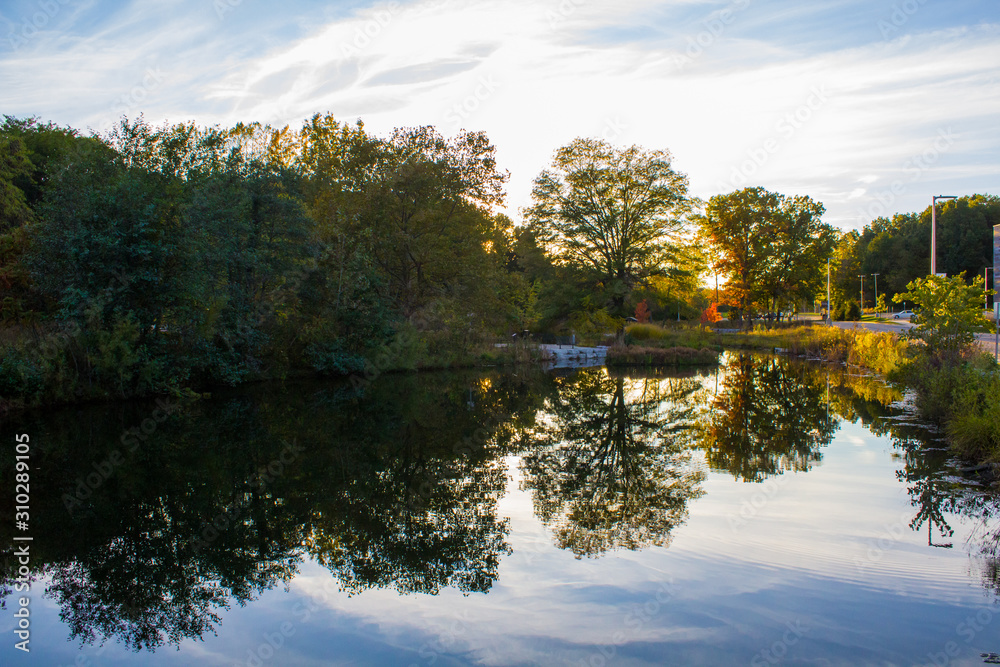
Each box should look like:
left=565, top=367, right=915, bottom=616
left=0, top=325, right=547, bottom=415
left=624, top=322, right=908, bottom=375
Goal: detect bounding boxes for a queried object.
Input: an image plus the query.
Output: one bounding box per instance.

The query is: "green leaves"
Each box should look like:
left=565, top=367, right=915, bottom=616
left=526, top=138, right=692, bottom=317
left=699, top=187, right=834, bottom=320
left=837, top=195, right=1000, bottom=306
left=0, top=135, right=33, bottom=231
left=893, top=272, right=989, bottom=355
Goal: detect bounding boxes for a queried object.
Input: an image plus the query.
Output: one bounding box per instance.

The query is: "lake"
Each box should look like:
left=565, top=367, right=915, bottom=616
left=1, top=353, right=998, bottom=666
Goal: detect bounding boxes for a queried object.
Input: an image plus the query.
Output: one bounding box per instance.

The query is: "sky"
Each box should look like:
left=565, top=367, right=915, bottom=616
left=1, top=0, right=998, bottom=230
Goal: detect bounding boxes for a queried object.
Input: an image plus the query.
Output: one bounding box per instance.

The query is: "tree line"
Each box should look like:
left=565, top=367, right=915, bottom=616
left=2, top=112, right=997, bottom=404
left=0, top=114, right=525, bottom=403
left=830, top=195, right=1000, bottom=317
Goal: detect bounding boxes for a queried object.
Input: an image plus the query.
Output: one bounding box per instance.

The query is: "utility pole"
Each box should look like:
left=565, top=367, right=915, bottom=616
left=858, top=274, right=864, bottom=315
left=827, top=258, right=831, bottom=325
left=872, top=273, right=880, bottom=317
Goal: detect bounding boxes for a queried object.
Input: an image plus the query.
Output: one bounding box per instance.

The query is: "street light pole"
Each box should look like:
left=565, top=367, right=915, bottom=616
left=872, top=273, right=880, bottom=317
left=986, top=267, right=993, bottom=311
left=931, top=195, right=957, bottom=276
left=827, top=258, right=831, bottom=325
left=859, top=274, right=864, bottom=315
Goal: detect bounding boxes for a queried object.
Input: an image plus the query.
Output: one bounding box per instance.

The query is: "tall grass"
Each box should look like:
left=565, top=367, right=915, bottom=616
left=624, top=323, right=720, bottom=350
left=948, top=366, right=1000, bottom=461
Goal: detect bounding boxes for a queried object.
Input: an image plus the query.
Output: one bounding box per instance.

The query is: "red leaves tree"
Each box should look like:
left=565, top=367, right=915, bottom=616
left=635, top=299, right=651, bottom=323
left=700, top=302, right=721, bottom=328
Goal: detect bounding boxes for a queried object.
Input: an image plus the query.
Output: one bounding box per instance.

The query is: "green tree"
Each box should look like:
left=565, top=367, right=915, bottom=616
left=525, top=138, right=692, bottom=320
left=759, top=194, right=835, bottom=313
left=28, top=129, right=179, bottom=333
left=875, top=293, right=888, bottom=315
left=356, top=125, right=509, bottom=319
left=0, top=134, right=33, bottom=231
left=833, top=299, right=861, bottom=322
left=1, top=116, right=90, bottom=217
left=700, top=187, right=834, bottom=324
left=846, top=195, right=1000, bottom=305
left=893, top=273, right=988, bottom=356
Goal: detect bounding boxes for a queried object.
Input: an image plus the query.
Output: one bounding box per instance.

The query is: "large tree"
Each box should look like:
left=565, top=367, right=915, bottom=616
left=525, top=138, right=692, bottom=318
left=699, top=187, right=834, bottom=322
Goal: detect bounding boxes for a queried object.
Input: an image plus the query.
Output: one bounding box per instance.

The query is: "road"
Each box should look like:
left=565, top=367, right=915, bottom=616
left=830, top=319, right=915, bottom=334
left=829, top=319, right=1000, bottom=358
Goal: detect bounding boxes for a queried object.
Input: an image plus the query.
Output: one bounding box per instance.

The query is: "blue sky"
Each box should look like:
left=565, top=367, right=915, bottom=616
left=2, top=0, right=998, bottom=229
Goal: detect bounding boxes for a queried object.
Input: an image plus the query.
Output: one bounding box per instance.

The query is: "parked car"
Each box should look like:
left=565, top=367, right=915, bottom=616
left=893, top=310, right=915, bottom=319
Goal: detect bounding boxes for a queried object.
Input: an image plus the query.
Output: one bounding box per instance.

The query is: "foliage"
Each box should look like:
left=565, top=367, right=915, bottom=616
left=697, top=354, right=838, bottom=482
left=948, top=364, right=1000, bottom=462
left=700, top=302, right=721, bottom=327
left=0, top=134, right=33, bottom=231
left=699, top=187, right=836, bottom=323
left=833, top=299, right=862, bottom=321
left=520, top=370, right=705, bottom=557
left=837, top=195, right=1000, bottom=305
left=525, top=138, right=693, bottom=319
left=624, top=323, right=667, bottom=340
left=893, top=273, right=988, bottom=356
left=635, top=299, right=651, bottom=323
left=0, top=113, right=527, bottom=406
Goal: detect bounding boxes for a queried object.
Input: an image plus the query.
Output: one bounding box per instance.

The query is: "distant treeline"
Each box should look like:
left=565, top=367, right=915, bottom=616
left=829, top=195, right=1000, bottom=312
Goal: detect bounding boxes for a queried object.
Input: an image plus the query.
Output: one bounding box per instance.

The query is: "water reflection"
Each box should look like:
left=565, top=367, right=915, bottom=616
left=299, top=374, right=529, bottom=596
left=519, top=370, right=706, bottom=557
left=0, top=372, right=543, bottom=650
left=698, top=354, right=838, bottom=482
left=6, top=397, right=306, bottom=651
left=1, top=355, right=998, bottom=656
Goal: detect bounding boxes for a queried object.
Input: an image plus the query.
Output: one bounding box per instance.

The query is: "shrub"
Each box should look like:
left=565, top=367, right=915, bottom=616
left=0, top=348, right=44, bottom=400
left=625, top=323, right=667, bottom=341
left=833, top=300, right=861, bottom=321
left=941, top=360, right=1000, bottom=462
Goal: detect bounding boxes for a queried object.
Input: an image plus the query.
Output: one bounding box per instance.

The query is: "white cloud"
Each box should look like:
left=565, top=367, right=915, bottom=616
left=2, top=0, right=998, bottom=230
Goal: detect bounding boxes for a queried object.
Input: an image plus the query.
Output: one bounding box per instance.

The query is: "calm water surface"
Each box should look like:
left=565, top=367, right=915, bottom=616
left=1, top=353, right=998, bottom=666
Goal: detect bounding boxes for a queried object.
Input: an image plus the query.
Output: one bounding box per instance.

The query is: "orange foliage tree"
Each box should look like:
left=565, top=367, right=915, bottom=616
left=635, top=299, right=651, bottom=323
left=700, top=303, right=721, bottom=328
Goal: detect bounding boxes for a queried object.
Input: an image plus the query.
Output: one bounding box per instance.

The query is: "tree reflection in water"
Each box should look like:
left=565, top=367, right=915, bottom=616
left=300, top=374, right=526, bottom=596
left=7, top=396, right=307, bottom=651
left=1, top=355, right=998, bottom=654
left=833, top=369, right=1000, bottom=599
left=520, top=368, right=706, bottom=558
left=0, top=371, right=543, bottom=650
left=698, top=354, right=839, bottom=482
